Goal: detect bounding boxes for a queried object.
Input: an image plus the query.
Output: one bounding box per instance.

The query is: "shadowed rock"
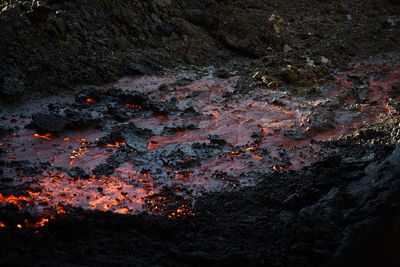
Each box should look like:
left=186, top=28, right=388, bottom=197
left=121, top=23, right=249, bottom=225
left=31, top=113, right=69, bottom=133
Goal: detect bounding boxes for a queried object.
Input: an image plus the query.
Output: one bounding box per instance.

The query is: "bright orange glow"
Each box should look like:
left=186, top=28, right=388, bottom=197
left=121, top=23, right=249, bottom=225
left=70, top=147, right=90, bottom=160
left=114, top=208, right=130, bottom=214
left=63, top=137, right=87, bottom=142
left=31, top=133, right=53, bottom=140
left=57, top=206, right=68, bottom=214
left=30, top=133, right=87, bottom=143
left=25, top=218, right=49, bottom=228
left=86, top=98, right=97, bottom=103
left=106, top=141, right=126, bottom=147
left=212, top=113, right=220, bottom=119
left=0, top=222, right=5, bottom=228
left=0, top=193, right=31, bottom=209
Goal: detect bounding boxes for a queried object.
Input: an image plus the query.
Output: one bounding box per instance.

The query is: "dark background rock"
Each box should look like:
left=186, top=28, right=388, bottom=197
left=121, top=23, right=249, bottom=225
left=0, top=77, right=25, bottom=101
left=215, top=68, right=230, bottom=78
left=26, top=4, right=50, bottom=23
left=0, top=0, right=397, bottom=102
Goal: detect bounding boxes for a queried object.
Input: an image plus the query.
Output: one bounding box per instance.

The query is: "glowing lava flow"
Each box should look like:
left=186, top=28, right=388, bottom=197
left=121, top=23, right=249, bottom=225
left=0, top=55, right=399, bottom=227
left=133, top=56, right=399, bottom=174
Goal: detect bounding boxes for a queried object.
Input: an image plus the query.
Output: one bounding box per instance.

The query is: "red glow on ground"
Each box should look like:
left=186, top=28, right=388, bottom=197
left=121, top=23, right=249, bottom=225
left=1, top=55, right=399, bottom=225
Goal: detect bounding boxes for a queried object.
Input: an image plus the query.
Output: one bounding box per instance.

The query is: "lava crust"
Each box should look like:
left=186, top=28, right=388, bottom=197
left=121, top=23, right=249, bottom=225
left=1, top=0, right=400, bottom=266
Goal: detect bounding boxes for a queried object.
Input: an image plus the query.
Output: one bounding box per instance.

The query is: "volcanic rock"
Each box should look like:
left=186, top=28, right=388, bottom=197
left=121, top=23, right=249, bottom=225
left=126, top=61, right=153, bottom=76
left=205, top=4, right=279, bottom=57
left=215, top=68, right=231, bottom=78
left=0, top=0, right=400, bottom=266
left=184, top=9, right=205, bottom=26
left=172, top=17, right=202, bottom=37
left=92, top=163, right=114, bottom=176
left=31, top=113, right=69, bottom=133
left=316, top=154, right=342, bottom=168
left=75, top=85, right=102, bottom=103
left=122, top=132, right=148, bottom=153
left=1, top=3, right=21, bottom=16
left=0, top=124, right=12, bottom=142
left=26, top=4, right=50, bottom=23
left=67, top=167, right=90, bottom=180
left=0, top=77, right=25, bottom=101
left=208, top=135, right=227, bottom=146
left=281, top=65, right=299, bottom=84
left=155, top=0, right=172, bottom=8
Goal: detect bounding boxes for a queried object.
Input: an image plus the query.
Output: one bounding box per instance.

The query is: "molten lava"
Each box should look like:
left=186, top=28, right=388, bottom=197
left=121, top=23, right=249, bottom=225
left=0, top=55, right=399, bottom=228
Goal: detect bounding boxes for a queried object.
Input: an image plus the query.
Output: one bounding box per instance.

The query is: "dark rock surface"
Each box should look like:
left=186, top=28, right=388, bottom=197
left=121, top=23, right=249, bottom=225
left=0, top=0, right=398, bottom=102
left=31, top=113, right=69, bottom=133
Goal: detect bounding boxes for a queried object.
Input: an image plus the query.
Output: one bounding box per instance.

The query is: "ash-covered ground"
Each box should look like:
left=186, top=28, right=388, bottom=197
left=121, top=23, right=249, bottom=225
left=1, top=0, right=400, bottom=266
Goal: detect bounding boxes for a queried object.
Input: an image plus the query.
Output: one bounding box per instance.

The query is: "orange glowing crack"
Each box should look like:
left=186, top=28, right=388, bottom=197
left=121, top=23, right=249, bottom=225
left=30, top=133, right=53, bottom=140
left=25, top=218, right=49, bottom=228
left=251, top=153, right=263, bottom=160
left=106, top=141, right=126, bottom=147
left=69, top=141, right=125, bottom=165
left=30, top=133, right=87, bottom=143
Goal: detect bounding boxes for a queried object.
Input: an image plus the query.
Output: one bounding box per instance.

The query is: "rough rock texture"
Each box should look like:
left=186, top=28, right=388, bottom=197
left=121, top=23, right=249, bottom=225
left=0, top=0, right=399, bottom=100
left=1, top=0, right=400, bottom=266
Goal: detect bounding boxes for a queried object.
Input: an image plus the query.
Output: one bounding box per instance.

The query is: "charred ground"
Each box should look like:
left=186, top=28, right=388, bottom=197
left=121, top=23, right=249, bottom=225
left=1, top=0, right=400, bottom=266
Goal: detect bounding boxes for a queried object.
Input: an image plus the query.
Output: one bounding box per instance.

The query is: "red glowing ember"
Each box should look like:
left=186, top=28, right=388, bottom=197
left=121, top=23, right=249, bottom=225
left=125, top=103, right=142, bottom=109
left=86, top=98, right=97, bottom=103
